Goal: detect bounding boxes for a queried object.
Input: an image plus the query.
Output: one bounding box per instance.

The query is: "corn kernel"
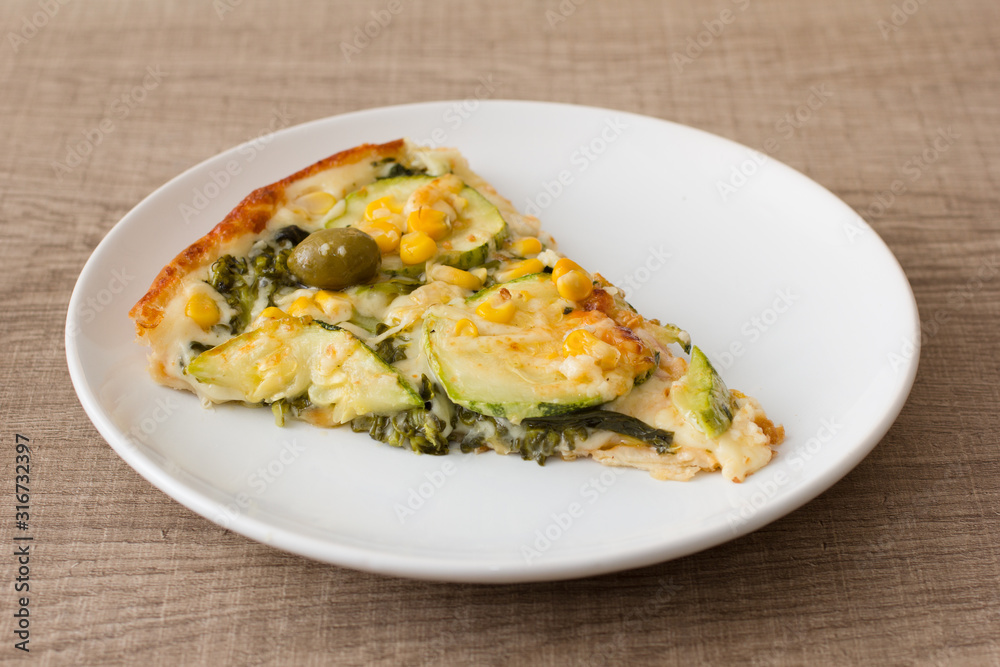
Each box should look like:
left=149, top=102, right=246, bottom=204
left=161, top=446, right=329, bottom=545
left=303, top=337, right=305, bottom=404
left=556, top=269, right=594, bottom=301
left=260, top=306, right=287, bottom=320
left=399, top=231, right=437, bottom=264
left=454, top=318, right=479, bottom=337
left=597, top=350, right=621, bottom=371
left=287, top=295, right=314, bottom=317
left=407, top=207, right=451, bottom=240
left=296, top=191, right=336, bottom=216
left=563, top=329, right=620, bottom=370
left=552, top=258, right=585, bottom=282
left=563, top=329, right=598, bottom=356
left=365, top=196, right=401, bottom=221
left=498, top=258, right=545, bottom=282
left=475, top=299, right=517, bottom=324
left=185, top=293, right=220, bottom=329
left=431, top=265, right=483, bottom=290
left=362, top=219, right=401, bottom=254
left=510, top=237, right=543, bottom=256
left=314, top=290, right=352, bottom=318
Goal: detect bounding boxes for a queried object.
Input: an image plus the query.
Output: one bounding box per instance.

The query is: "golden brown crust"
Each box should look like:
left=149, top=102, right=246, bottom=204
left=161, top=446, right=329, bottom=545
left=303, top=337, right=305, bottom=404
left=731, top=389, right=784, bottom=446
left=755, top=416, right=785, bottom=445
left=128, top=139, right=407, bottom=336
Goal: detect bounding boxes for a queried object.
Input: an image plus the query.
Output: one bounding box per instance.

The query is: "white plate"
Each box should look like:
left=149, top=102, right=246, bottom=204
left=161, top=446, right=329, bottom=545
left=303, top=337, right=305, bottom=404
left=67, top=101, right=920, bottom=583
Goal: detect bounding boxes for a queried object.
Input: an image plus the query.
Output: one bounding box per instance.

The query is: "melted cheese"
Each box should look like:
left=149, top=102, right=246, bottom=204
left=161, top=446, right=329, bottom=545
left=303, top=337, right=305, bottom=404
left=607, top=367, right=773, bottom=482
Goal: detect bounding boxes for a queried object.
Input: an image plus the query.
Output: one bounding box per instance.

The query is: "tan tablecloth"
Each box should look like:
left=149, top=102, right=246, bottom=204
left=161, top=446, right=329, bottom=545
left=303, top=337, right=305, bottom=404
left=2, top=0, right=998, bottom=663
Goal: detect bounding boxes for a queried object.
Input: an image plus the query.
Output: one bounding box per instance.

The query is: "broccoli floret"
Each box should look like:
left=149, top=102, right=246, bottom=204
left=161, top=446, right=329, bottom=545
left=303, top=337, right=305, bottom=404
left=352, top=409, right=451, bottom=456
left=350, top=376, right=453, bottom=455
left=373, top=159, right=423, bottom=179
left=372, top=323, right=408, bottom=365
left=349, top=380, right=675, bottom=464
left=206, top=227, right=305, bottom=334
left=207, top=255, right=254, bottom=333
left=451, top=405, right=577, bottom=464
left=452, top=405, right=673, bottom=464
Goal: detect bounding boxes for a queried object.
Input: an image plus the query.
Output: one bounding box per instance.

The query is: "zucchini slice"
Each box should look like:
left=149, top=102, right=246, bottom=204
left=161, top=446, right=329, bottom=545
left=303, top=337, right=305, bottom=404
left=187, top=317, right=421, bottom=423
left=423, top=274, right=648, bottom=423
left=328, top=175, right=507, bottom=275
left=671, top=346, right=735, bottom=437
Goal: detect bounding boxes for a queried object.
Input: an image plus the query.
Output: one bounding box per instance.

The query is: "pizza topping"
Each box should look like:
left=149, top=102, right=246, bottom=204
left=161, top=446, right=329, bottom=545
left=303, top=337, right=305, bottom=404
left=204, top=231, right=306, bottom=335
left=420, top=273, right=666, bottom=424
left=286, top=295, right=314, bottom=317
left=521, top=410, right=674, bottom=454
left=549, top=258, right=597, bottom=303
left=287, top=227, right=381, bottom=290
left=370, top=325, right=408, bottom=365
left=406, top=207, right=451, bottom=240
left=350, top=377, right=453, bottom=455
left=399, top=230, right=437, bottom=264
left=329, top=175, right=507, bottom=275
left=381, top=281, right=467, bottom=332
left=294, top=191, right=337, bottom=217
left=671, top=346, right=735, bottom=438
left=509, top=237, right=543, bottom=257
left=551, top=257, right=584, bottom=282
left=562, top=329, right=620, bottom=371
left=402, top=173, right=465, bottom=220
left=272, top=224, right=311, bottom=247
left=454, top=318, right=478, bottom=337
left=364, top=195, right=402, bottom=221
left=185, top=292, right=221, bottom=330
left=496, top=258, right=545, bottom=283
left=644, top=320, right=693, bottom=355
left=450, top=405, right=674, bottom=464
left=353, top=409, right=452, bottom=456
left=427, top=264, right=483, bottom=291
left=360, top=219, right=402, bottom=254
left=555, top=269, right=594, bottom=302
left=186, top=318, right=422, bottom=420
left=373, top=157, right=424, bottom=180
left=474, top=295, right=517, bottom=324
left=313, top=290, right=353, bottom=320
left=256, top=306, right=288, bottom=322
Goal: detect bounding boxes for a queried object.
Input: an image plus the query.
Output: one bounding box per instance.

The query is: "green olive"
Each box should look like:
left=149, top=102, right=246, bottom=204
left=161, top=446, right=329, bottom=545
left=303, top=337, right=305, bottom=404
left=287, top=227, right=381, bottom=290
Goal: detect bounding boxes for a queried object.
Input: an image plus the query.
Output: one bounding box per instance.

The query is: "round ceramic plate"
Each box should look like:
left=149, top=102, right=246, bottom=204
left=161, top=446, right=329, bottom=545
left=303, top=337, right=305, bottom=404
left=66, top=101, right=920, bottom=583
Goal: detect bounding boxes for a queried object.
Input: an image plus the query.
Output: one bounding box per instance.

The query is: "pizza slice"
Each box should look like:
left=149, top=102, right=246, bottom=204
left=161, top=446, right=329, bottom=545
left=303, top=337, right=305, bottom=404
left=129, top=139, right=783, bottom=482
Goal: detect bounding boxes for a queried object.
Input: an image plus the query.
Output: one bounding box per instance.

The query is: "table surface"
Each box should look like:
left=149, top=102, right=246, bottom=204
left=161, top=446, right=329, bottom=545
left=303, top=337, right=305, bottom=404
left=2, top=0, right=999, bottom=664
